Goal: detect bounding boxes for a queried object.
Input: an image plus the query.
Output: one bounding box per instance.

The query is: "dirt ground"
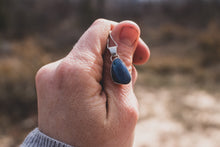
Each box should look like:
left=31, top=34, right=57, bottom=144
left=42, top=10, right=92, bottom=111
left=134, top=83, right=220, bottom=147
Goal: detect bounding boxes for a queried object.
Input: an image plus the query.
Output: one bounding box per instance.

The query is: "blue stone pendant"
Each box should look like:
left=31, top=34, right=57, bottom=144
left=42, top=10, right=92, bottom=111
left=107, top=31, right=131, bottom=85
left=111, top=58, right=131, bottom=84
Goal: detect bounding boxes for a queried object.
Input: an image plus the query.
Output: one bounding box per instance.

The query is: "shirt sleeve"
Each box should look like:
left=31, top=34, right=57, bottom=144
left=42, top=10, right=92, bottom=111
left=20, top=128, right=73, bottom=147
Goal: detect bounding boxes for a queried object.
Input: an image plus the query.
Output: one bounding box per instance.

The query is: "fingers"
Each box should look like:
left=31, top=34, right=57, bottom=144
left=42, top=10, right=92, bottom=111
left=103, top=21, right=140, bottom=127
left=111, top=21, right=140, bottom=67
left=104, top=21, right=141, bottom=87
left=56, top=19, right=112, bottom=88
left=133, top=38, right=150, bottom=65
left=66, top=18, right=149, bottom=69
left=73, top=19, right=116, bottom=56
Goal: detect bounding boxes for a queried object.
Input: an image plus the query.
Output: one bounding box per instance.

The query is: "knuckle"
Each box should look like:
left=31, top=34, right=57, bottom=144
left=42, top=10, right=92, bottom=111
left=93, top=18, right=107, bottom=26
left=55, top=60, right=71, bottom=81
left=120, top=97, right=139, bottom=126
left=125, top=106, right=139, bottom=124
left=35, top=64, right=52, bottom=88
left=117, top=106, right=139, bottom=131
left=35, top=65, right=49, bottom=83
left=55, top=56, right=80, bottom=78
left=54, top=58, right=83, bottom=88
left=132, top=65, right=138, bottom=84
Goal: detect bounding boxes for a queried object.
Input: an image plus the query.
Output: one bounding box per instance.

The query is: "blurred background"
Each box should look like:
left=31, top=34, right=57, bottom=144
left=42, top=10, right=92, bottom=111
left=0, top=0, right=220, bottom=146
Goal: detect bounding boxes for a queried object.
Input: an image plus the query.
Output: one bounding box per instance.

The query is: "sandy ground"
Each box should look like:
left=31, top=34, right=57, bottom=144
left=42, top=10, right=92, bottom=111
left=134, top=85, right=220, bottom=147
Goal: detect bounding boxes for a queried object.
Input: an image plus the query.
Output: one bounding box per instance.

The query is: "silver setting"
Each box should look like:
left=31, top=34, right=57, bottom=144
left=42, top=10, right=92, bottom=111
left=107, top=31, right=119, bottom=61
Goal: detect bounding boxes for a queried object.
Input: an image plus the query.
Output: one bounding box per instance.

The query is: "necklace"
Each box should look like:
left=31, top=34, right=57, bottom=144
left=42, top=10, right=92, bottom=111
left=107, top=31, right=131, bottom=85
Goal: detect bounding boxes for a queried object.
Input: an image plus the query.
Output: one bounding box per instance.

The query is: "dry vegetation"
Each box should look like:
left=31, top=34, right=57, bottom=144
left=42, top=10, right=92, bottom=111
left=0, top=0, right=220, bottom=146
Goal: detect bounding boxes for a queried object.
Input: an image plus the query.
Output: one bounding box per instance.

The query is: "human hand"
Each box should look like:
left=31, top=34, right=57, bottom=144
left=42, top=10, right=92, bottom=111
left=36, top=19, right=150, bottom=147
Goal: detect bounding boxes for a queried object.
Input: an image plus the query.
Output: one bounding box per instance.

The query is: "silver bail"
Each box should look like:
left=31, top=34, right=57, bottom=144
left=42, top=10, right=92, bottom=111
left=107, top=31, right=118, bottom=57
left=108, top=46, right=117, bottom=56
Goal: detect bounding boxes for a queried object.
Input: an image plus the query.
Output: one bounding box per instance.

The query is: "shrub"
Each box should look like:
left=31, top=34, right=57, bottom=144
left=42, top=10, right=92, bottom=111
left=198, top=22, right=220, bottom=67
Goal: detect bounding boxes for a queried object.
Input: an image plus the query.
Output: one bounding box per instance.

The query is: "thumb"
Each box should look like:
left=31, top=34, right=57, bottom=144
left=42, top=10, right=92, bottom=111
left=103, top=21, right=140, bottom=126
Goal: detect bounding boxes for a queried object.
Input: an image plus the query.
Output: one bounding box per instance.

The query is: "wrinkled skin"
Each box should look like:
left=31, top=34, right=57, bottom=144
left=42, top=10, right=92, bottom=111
left=36, top=19, right=150, bottom=147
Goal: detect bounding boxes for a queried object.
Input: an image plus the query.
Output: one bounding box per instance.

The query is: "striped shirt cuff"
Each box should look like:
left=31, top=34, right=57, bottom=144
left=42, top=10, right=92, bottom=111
left=20, top=128, right=73, bottom=147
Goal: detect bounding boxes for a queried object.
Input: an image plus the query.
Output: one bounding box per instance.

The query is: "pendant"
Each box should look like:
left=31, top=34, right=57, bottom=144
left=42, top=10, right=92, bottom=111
left=107, top=31, right=131, bottom=85
left=111, top=58, right=131, bottom=84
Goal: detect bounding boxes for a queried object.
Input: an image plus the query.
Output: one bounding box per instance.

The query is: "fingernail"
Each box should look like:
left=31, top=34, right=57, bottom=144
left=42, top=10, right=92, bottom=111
left=119, top=26, right=138, bottom=46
